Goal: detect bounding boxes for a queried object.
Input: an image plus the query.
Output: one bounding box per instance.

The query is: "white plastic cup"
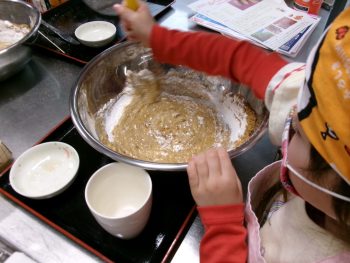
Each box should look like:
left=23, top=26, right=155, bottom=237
left=85, top=162, right=152, bottom=239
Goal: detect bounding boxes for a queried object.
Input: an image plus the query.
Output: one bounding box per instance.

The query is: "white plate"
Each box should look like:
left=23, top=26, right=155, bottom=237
left=9, top=142, right=79, bottom=199
left=75, top=21, right=116, bottom=47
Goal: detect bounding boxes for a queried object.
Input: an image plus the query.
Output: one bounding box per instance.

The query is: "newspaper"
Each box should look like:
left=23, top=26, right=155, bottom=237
left=190, top=13, right=266, bottom=48
left=188, top=0, right=320, bottom=57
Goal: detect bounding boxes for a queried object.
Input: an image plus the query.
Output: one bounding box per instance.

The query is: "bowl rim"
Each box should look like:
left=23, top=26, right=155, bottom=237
left=74, top=21, right=116, bottom=44
left=0, top=0, right=41, bottom=55
left=70, top=41, right=268, bottom=171
left=9, top=141, right=80, bottom=199
left=85, top=162, right=152, bottom=220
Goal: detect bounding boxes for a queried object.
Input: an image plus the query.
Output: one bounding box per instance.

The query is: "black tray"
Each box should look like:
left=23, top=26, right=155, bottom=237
left=0, top=117, right=196, bottom=263
left=34, top=0, right=174, bottom=64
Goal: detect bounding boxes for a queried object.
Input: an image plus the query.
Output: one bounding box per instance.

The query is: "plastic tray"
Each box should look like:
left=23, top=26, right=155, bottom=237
left=0, top=117, right=196, bottom=263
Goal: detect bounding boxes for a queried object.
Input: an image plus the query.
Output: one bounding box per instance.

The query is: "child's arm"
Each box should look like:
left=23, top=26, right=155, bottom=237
left=151, top=25, right=306, bottom=145
left=198, top=204, right=247, bottom=263
left=151, top=25, right=287, bottom=99
left=187, top=148, right=247, bottom=262
left=114, top=1, right=287, bottom=99
left=114, top=1, right=306, bottom=145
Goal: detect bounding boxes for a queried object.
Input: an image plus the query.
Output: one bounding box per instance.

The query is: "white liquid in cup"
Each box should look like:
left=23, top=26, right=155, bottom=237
left=85, top=162, right=152, bottom=239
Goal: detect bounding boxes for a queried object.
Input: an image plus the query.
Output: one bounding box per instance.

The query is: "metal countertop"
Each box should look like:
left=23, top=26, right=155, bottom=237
left=0, top=0, right=345, bottom=262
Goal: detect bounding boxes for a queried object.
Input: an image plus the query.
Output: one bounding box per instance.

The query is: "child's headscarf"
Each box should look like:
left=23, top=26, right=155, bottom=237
left=297, top=7, right=350, bottom=184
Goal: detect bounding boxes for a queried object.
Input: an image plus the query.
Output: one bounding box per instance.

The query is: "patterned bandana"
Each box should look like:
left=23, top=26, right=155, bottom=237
left=297, top=7, right=350, bottom=185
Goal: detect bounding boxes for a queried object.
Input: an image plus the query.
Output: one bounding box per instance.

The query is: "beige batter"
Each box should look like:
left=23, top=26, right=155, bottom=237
left=96, top=69, right=256, bottom=163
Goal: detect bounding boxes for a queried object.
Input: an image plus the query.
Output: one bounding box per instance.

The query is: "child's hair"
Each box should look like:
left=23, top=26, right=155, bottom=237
left=308, top=147, right=350, bottom=226
left=255, top=146, right=350, bottom=243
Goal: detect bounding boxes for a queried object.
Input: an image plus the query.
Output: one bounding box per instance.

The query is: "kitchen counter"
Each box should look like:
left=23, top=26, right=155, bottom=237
left=0, top=0, right=346, bottom=262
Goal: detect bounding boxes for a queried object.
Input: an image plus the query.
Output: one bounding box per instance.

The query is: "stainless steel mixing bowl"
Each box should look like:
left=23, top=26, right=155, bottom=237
left=70, top=41, right=268, bottom=171
left=0, top=0, right=41, bottom=81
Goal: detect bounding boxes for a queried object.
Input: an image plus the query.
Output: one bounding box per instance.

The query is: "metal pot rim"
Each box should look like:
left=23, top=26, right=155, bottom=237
left=0, top=0, right=42, bottom=55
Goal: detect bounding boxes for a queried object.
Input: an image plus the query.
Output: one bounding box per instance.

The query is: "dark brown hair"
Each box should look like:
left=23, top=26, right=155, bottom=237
left=308, top=147, right=350, bottom=229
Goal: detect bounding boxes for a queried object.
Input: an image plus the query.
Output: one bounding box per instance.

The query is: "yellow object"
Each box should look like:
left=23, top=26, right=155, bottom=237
left=125, top=0, right=139, bottom=10
left=297, top=8, right=350, bottom=183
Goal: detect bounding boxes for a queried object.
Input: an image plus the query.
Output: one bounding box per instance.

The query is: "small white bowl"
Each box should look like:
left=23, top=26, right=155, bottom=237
left=9, top=142, right=80, bottom=199
left=75, top=21, right=116, bottom=47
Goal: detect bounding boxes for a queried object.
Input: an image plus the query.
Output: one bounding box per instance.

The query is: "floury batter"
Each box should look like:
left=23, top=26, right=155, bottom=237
left=96, top=69, right=257, bottom=163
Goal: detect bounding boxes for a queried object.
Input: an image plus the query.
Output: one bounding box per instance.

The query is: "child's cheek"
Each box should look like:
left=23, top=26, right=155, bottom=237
left=287, top=133, right=311, bottom=171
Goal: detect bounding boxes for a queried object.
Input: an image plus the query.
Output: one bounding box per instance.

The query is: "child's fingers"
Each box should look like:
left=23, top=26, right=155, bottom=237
left=187, top=159, right=199, bottom=189
left=217, top=147, right=230, bottom=164
left=115, top=5, right=134, bottom=33
left=217, top=147, right=236, bottom=177
left=126, top=33, right=136, bottom=41
left=206, top=148, right=222, bottom=179
left=138, top=0, right=149, bottom=10
left=113, top=4, right=123, bottom=15
left=113, top=4, right=134, bottom=21
left=217, top=147, right=243, bottom=202
left=193, top=153, right=209, bottom=181
left=119, top=19, right=130, bottom=31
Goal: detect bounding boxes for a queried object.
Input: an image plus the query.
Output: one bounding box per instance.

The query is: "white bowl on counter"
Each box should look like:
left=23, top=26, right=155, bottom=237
left=9, top=142, right=80, bottom=199
left=75, top=21, right=116, bottom=48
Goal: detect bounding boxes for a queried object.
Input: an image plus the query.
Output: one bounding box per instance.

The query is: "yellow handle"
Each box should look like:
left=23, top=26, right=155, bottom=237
left=125, top=0, right=139, bottom=10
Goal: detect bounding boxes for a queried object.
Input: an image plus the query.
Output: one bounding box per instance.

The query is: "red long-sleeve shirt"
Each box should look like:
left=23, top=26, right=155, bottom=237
left=198, top=204, right=247, bottom=263
left=151, top=25, right=287, bottom=100
left=150, top=25, right=288, bottom=263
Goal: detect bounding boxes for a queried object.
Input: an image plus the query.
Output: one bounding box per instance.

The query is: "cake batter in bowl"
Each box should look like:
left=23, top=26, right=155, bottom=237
left=70, top=42, right=268, bottom=171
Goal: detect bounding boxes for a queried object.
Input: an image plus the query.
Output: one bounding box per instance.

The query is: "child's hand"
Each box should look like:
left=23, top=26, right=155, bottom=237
left=113, top=1, right=155, bottom=47
left=187, top=147, right=243, bottom=207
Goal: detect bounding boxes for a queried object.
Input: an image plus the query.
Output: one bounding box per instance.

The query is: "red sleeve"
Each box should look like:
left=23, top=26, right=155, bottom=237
left=197, top=203, right=247, bottom=263
left=150, top=25, right=287, bottom=99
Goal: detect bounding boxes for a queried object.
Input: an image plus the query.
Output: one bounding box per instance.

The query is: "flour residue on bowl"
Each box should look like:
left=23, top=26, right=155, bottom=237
left=95, top=69, right=256, bottom=163
left=0, top=19, right=30, bottom=50
left=101, top=89, right=134, bottom=142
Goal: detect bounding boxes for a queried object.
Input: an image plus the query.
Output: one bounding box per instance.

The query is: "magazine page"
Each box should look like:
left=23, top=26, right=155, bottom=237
left=188, top=0, right=320, bottom=51
left=278, top=22, right=318, bottom=57
left=190, top=14, right=250, bottom=40
left=190, top=14, right=268, bottom=47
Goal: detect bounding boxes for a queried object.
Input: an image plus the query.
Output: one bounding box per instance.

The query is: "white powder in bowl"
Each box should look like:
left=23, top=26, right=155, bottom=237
left=0, top=20, right=30, bottom=50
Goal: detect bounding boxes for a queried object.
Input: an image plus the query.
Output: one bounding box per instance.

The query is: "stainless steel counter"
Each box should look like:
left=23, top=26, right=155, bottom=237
left=0, top=0, right=344, bottom=262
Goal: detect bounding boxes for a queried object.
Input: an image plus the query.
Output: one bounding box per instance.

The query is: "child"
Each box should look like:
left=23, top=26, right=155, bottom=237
left=114, top=2, right=350, bottom=262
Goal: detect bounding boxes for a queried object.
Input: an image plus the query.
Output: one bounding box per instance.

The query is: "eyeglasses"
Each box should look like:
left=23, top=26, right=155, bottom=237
left=283, top=108, right=350, bottom=203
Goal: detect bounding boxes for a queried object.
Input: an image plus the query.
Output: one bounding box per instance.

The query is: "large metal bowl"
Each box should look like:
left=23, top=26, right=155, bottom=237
left=0, top=0, right=41, bottom=81
left=70, top=41, right=268, bottom=171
